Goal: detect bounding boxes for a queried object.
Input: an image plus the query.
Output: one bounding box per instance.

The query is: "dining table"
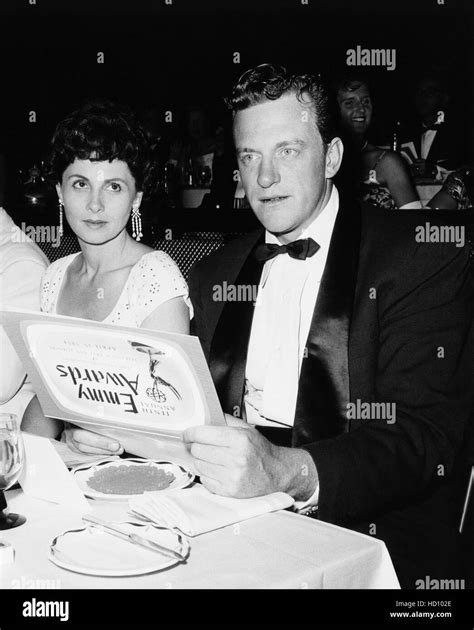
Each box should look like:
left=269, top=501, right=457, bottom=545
left=1, top=486, right=400, bottom=590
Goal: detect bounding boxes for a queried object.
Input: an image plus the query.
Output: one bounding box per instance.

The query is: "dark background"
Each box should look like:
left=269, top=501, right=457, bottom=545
left=0, top=0, right=472, bottom=207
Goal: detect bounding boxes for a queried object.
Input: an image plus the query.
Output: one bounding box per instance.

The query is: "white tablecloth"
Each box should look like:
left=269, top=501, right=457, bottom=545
left=1, top=489, right=400, bottom=589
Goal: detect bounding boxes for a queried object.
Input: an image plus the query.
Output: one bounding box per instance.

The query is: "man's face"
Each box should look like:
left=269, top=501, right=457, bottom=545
left=415, top=78, right=447, bottom=120
left=234, top=92, right=341, bottom=243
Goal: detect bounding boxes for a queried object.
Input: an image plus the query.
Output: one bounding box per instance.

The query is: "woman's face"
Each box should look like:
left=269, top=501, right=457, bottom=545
left=57, top=158, right=142, bottom=245
left=337, top=82, right=373, bottom=136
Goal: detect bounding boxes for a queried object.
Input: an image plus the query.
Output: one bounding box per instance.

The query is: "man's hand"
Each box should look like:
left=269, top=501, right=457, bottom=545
left=183, top=413, right=318, bottom=499
left=62, top=423, right=124, bottom=456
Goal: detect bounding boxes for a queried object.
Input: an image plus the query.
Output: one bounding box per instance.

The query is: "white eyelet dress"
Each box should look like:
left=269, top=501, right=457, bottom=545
left=40, top=250, right=193, bottom=326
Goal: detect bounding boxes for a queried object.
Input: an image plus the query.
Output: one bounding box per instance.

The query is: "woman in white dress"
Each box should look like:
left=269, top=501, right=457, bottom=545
left=28, top=100, right=192, bottom=454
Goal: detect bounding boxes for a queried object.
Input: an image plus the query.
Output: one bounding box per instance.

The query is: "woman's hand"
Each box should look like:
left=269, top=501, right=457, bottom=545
left=62, top=423, right=124, bottom=456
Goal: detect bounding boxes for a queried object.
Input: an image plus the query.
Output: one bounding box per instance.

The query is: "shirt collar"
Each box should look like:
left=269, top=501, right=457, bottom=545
left=422, top=121, right=443, bottom=132
left=265, top=184, right=339, bottom=252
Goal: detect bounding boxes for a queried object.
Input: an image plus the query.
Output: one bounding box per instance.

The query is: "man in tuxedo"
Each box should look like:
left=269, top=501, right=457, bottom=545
left=185, top=64, right=474, bottom=588
left=408, top=73, right=466, bottom=177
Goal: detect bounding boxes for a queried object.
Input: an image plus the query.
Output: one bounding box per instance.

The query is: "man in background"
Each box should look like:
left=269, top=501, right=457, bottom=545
left=407, top=71, right=466, bottom=179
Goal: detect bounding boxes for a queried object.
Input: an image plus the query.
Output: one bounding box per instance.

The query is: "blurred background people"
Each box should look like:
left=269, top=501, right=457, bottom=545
left=135, top=104, right=173, bottom=232
left=334, top=73, right=421, bottom=209
left=168, top=104, right=217, bottom=190
left=406, top=70, right=466, bottom=181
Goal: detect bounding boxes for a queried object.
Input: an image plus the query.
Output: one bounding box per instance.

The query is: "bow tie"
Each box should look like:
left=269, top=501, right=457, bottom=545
left=254, top=237, right=320, bottom=263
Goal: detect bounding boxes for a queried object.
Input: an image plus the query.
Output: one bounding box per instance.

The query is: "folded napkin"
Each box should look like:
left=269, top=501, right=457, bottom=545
left=129, top=484, right=294, bottom=536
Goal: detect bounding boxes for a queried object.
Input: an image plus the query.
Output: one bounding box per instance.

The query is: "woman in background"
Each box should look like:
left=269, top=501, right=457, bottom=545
left=24, top=99, right=192, bottom=454
left=335, top=74, right=421, bottom=209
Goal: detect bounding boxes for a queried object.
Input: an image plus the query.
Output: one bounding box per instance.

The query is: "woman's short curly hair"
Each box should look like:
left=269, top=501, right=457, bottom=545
left=45, top=98, right=155, bottom=197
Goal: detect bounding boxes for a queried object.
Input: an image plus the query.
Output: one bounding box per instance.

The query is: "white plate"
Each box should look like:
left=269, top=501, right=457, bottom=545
left=72, top=458, right=194, bottom=501
left=49, top=522, right=189, bottom=576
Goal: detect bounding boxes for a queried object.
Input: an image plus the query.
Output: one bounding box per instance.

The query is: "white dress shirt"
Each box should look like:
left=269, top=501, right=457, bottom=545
left=245, top=185, right=339, bottom=428
left=421, top=128, right=437, bottom=160
left=244, top=186, right=339, bottom=509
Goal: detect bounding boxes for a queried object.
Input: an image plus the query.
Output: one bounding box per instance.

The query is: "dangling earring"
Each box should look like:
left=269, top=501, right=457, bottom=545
left=58, top=201, right=64, bottom=243
left=131, top=205, right=143, bottom=242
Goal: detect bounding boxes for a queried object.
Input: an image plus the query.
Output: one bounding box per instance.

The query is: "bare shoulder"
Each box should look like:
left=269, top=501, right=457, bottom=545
left=110, top=242, right=155, bottom=272
left=129, top=242, right=155, bottom=262
left=366, top=147, right=384, bottom=160
left=377, top=150, right=408, bottom=174
left=43, top=252, right=81, bottom=280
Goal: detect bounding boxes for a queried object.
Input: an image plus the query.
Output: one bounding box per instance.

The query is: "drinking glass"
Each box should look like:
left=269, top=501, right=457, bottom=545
left=0, top=413, right=26, bottom=529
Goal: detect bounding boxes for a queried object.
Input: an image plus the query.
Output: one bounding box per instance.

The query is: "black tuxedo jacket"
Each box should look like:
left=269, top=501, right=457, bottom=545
left=409, top=120, right=466, bottom=170
left=188, top=199, right=474, bottom=587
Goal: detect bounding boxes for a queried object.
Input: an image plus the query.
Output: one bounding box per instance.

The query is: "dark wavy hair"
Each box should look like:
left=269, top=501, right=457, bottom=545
left=45, top=98, right=155, bottom=197
left=332, top=70, right=371, bottom=97
left=224, top=63, right=337, bottom=145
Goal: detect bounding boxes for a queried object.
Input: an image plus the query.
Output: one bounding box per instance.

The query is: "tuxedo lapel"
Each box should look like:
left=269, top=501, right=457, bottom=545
left=414, top=131, right=422, bottom=161
left=293, top=199, right=361, bottom=445
left=209, top=231, right=265, bottom=414
left=426, top=126, right=446, bottom=163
